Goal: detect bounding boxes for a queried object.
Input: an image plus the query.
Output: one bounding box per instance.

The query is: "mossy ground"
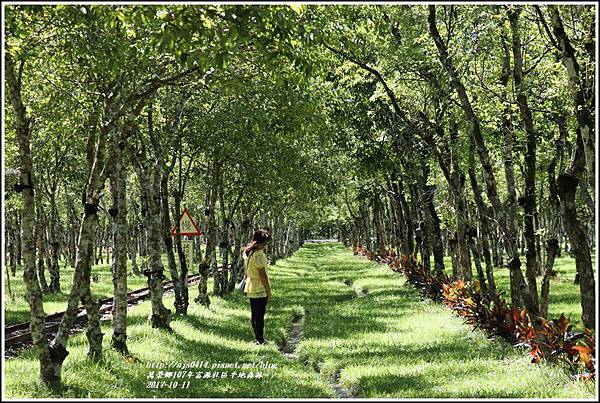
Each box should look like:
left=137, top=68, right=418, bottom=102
left=3, top=243, right=595, bottom=398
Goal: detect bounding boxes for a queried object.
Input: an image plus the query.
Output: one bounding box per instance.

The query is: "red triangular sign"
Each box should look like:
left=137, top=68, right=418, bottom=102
left=171, top=207, right=201, bottom=236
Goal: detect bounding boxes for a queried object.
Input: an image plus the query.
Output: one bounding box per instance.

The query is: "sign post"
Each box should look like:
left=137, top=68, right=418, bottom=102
left=181, top=240, right=194, bottom=268
left=172, top=207, right=202, bottom=237
left=171, top=207, right=202, bottom=266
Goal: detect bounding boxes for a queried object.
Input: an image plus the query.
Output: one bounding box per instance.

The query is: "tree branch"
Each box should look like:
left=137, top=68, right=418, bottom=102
left=321, top=41, right=411, bottom=125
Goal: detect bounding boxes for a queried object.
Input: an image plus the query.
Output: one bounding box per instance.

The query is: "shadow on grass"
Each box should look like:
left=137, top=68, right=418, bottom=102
left=176, top=314, right=254, bottom=343
left=4, top=242, right=594, bottom=399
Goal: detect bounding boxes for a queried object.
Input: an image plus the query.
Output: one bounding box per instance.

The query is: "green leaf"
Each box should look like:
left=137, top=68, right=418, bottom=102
left=290, top=4, right=304, bottom=16
left=202, top=16, right=213, bottom=29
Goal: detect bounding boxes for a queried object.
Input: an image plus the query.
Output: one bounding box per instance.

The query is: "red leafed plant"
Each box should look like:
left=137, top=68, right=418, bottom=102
left=388, top=257, right=401, bottom=271
left=442, top=279, right=469, bottom=308
left=350, top=245, right=596, bottom=379
left=353, top=244, right=364, bottom=255
left=571, top=328, right=596, bottom=381
left=480, top=292, right=514, bottom=341
left=538, top=314, right=578, bottom=357
left=442, top=280, right=486, bottom=327
left=538, top=314, right=595, bottom=380
left=512, top=308, right=542, bottom=363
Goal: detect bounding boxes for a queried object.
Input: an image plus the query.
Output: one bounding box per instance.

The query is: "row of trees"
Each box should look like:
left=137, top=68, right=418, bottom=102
left=4, top=4, right=339, bottom=388
left=4, top=3, right=595, bottom=390
left=321, top=5, right=595, bottom=331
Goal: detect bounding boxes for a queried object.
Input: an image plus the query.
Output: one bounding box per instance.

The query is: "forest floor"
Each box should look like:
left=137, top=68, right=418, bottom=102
left=3, top=243, right=596, bottom=398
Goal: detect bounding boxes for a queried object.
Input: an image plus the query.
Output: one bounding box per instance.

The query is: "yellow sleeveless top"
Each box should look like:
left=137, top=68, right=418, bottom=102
left=243, top=250, right=270, bottom=298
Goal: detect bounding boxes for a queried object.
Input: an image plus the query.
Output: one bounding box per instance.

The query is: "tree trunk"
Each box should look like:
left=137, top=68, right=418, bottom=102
left=34, top=194, right=49, bottom=293
left=467, top=148, right=497, bottom=297
left=283, top=222, right=291, bottom=256
left=8, top=213, right=18, bottom=277
left=109, top=128, right=129, bottom=354
left=6, top=54, right=58, bottom=387
left=209, top=162, right=222, bottom=296
left=124, top=104, right=173, bottom=330
left=195, top=180, right=216, bottom=307
left=549, top=5, right=595, bottom=330
left=128, top=203, right=142, bottom=276
left=397, top=179, right=415, bottom=255
left=47, top=189, right=61, bottom=293
left=387, top=196, right=398, bottom=253
left=415, top=163, right=433, bottom=273
left=548, top=6, right=595, bottom=200
left=55, top=94, right=124, bottom=366
left=16, top=211, right=23, bottom=266
left=429, top=6, right=536, bottom=314
left=80, top=231, right=104, bottom=361
left=97, top=228, right=102, bottom=265
left=134, top=150, right=172, bottom=329
left=196, top=162, right=218, bottom=306
left=509, top=7, right=539, bottom=309
left=129, top=230, right=141, bottom=276
left=538, top=119, right=565, bottom=317
left=500, top=19, right=522, bottom=305
left=578, top=179, right=595, bottom=218
left=421, top=115, right=469, bottom=279
left=449, top=125, right=471, bottom=281
left=160, top=172, right=184, bottom=314
left=173, top=194, right=190, bottom=315
left=558, top=173, right=595, bottom=329
left=467, top=230, right=488, bottom=298
left=360, top=205, right=373, bottom=251
left=227, top=215, right=248, bottom=292
left=540, top=239, right=558, bottom=319
left=424, top=185, right=445, bottom=278
left=218, top=185, right=231, bottom=295
left=373, top=195, right=386, bottom=255
left=66, top=201, right=79, bottom=268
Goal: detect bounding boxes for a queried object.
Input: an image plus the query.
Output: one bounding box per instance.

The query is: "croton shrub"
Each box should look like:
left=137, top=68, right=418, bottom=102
left=352, top=244, right=595, bottom=381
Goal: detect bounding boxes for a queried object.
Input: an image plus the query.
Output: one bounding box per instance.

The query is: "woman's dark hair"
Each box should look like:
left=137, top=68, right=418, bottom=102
left=243, top=229, right=270, bottom=257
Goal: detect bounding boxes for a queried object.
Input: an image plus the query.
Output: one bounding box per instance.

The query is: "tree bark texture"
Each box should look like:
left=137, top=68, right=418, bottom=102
left=6, top=53, right=58, bottom=387
left=429, top=6, right=536, bottom=313
left=109, top=127, right=129, bottom=354
left=549, top=5, right=596, bottom=330
left=509, top=7, right=539, bottom=312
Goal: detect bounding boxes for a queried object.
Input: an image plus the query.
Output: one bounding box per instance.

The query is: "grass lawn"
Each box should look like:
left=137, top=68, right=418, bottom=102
left=4, top=259, right=151, bottom=326
left=3, top=242, right=595, bottom=398
left=3, top=246, right=224, bottom=326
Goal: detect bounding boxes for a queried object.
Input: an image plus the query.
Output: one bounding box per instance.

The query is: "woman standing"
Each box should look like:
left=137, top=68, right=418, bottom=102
left=243, top=229, right=272, bottom=344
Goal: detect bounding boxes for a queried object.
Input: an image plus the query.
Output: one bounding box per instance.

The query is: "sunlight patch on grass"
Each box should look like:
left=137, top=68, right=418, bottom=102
left=3, top=242, right=595, bottom=398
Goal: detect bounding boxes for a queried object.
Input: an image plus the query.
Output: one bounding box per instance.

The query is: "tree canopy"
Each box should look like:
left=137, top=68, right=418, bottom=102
left=3, top=3, right=596, bottom=389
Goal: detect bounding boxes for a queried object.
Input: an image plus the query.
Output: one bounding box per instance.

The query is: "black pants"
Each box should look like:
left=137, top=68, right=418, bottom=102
left=249, top=297, right=268, bottom=343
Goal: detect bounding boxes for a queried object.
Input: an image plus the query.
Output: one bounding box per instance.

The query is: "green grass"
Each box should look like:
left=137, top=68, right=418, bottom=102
left=4, top=259, right=149, bottom=326
left=3, top=246, right=224, bottom=326
left=3, top=243, right=595, bottom=398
